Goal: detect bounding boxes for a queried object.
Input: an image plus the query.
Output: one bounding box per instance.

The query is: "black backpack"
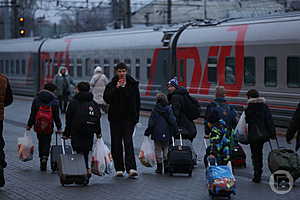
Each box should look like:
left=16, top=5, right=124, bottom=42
left=76, top=101, right=101, bottom=133
left=182, top=94, right=201, bottom=121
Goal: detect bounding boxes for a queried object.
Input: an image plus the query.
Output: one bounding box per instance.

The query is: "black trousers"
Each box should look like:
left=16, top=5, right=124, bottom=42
left=250, top=141, right=265, bottom=177
left=0, top=121, right=6, bottom=168
left=58, top=95, right=69, bottom=113
left=36, top=133, right=52, bottom=159
left=110, top=120, right=136, bottom=172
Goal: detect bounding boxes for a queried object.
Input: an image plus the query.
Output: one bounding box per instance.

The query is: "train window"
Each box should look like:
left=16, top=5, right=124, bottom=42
left=147, top=58, right=151, bottom=79
left=225, top=57, right=235, bottom=84
left=207, top=58, right=217, bottom=84
left=264, top=57, right=277, bottom=87
left=244, top=57, right=256, bottom=86
left=94, top=59, right=100, bottom=68
left=5, top=60, right=9, bottom=74
left=0, top=60, right=3, bottom=73
left=85, top=58, right=92, bottom=76
left=125, top=59, right=131, bottom=74
left=114, top=59, right=120, bottom=67
left=16, top=60, right=20, bottom=75
left=135, top=59, right=140, bottom=80
left=69, top=59, right=74, bottom=76
left=10, top=60, right=15, bottom=74
left=22, top=60, right=26, bottom=74
left=104, top=59, right=110, bottom=78
left=178, top=59, right=185, bottom=82
left=77, top=58, right=82, bottom=77
left=287, top=57, right=300, bottom=88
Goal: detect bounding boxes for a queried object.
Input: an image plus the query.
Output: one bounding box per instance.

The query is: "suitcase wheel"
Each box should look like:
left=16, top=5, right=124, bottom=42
left=188, top=171, right=192, bottom=177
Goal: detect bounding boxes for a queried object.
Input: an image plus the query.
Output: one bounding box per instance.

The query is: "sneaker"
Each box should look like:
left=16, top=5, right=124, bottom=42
left=252, top=176, right=261, bottom=183
left=115, top=171, right=124, bottom=177
left=128, top=169, right=138, bottom=178
left=0, top=167, right=5, bottom=187
left=40, top=159, right=47, bottom=172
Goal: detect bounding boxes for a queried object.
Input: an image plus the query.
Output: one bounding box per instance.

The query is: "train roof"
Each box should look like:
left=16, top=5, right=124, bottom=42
left=0, top=37, right=45, bottom=53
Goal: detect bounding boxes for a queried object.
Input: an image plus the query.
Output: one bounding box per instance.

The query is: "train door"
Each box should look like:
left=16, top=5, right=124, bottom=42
left=176, top=47, right=201, bottom=94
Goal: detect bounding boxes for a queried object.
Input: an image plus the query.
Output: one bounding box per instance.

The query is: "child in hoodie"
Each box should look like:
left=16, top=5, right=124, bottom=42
left=144, top=93, right=178, bottom=174
left=26, top=83, right=62, bottom=171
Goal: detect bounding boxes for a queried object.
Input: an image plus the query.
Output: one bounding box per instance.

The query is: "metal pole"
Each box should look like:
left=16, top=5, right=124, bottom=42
left=167, top=0, right=171, bottom=24
left=12, top=0, right=18, bottom=38
left=204, top=0, right=207, bottom=20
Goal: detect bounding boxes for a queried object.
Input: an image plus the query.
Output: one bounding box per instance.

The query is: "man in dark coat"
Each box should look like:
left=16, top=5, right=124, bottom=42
left=64, top=82, right=101, bottom=180
left=286, top=103, right=300, bottom=151
left=167, top=77, right=197, bottom=141
left=204, top=86, right=237, bottom=137
left=103, top=62, right=140, bottom=178
left=245, top=89, right=276, bottom=183
left=26, top=83, right=62, bottom=171
left=0, top=73, right=13, bottom=188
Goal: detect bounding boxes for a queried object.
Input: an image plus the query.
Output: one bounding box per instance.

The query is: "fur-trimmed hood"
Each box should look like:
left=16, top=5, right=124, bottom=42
left=247, top=97, right=266, bottom=104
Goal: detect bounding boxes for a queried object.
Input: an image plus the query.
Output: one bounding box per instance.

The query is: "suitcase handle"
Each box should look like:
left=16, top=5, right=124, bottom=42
left=171, top=134, right=183, bottom=147
left=268, top=136, right=280, bottom=151
left=61, top=138, right=67, bottom=155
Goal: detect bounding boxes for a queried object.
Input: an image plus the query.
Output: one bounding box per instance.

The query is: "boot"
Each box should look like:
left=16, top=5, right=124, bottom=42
left=163, top=160, right=169, bottom=174
left=155, top=163, right=162, bottom=174
left=40, top=158, right=47, bottom=172
left=252, top=171, right=261, bottom=183
left=0, top=167, right=4, bottom=187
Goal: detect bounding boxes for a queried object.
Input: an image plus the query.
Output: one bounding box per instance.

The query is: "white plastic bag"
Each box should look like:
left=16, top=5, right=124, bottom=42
left=17, top=131, right=34, bottom=162
left=91, top=138, right=106, bottom=176
left=139, top=136, right=156, bottom=167
left=234, top=112, right=248, bottom=144
left=103, top=144, right=114, bottom=174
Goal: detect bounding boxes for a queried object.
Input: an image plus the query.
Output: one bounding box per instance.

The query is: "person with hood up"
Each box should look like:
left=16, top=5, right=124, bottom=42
left=53, top=66, right=75, bottom=114
left=167, top=77, right=197, bottom=141
left=245, top=89, right=276, bottom=183
left=26, top=83, right=62, bottom=171
left=89, top=66, right=109, bottom=113
left=103, top=62, right=140, bottom=178
left=144, top=93, right=178, bottom=174
left=286, top=103, right=300, bottom=152
left=63, top=82, right=101, bottom=184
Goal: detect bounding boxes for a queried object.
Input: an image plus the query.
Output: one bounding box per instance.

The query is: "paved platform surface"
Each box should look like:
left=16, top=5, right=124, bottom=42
left=0, top=97, right=299, bottom=200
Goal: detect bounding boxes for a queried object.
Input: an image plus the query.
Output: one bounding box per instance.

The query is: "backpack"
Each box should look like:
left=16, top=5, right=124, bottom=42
left=34, top=105, right=53, bottom=134
left=182, top=94, right=201, bottom=121
left=76, top=101, right=101, bottom=133
left=211, top=102, right=237, bottom=130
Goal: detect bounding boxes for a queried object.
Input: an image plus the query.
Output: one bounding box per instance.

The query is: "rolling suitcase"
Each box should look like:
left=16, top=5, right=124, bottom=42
left=167, top=134, right=193, bottom=176
left=50, top=133, right=72, bottom=172
left=231, top=144, right=246, bottom=168
left=58, top=139, right=88, bottom=186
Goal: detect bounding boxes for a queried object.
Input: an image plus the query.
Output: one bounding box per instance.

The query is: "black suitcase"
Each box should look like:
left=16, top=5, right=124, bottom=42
left=231, top=144, right=246, bottom=168
left=167, top=135, right=193, bottom=176
left=50, top=133, right=72, bottom=172
left=58, top=139, right=88, bottom=186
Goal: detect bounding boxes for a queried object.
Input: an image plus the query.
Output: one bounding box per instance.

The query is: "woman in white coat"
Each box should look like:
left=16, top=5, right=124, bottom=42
left=90, top=66, right=109, bottom=112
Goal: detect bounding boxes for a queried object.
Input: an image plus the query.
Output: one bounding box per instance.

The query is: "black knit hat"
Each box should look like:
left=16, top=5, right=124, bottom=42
left=247, top=89, right=259, bottom=98
left=44, top=83, right=57, bottom=92
left=77, top=82, right=90, bottom=92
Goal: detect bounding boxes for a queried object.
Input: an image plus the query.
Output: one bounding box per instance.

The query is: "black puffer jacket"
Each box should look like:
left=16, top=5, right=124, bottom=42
left=167, top=87, right=197, bottom=140
left=27, top=90, right=62, bottom=132
left=64, top=92, right=101, bottom=152
left=103, top=74, right=140, bottom=124
left=286, top=103, right=300, bottom=151
left=245, top=97, right=276, bottom=143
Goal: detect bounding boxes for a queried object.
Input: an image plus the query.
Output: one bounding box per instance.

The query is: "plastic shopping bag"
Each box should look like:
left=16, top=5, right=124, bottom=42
left=234, top=112, right=248, bottom=145
left=91, top=138, right=106, bottom=176
left=139, top=136, right=156, bottom=167
left=103, top=144, right=114, bottom=174
left=17, top=131, right=34, bottom=162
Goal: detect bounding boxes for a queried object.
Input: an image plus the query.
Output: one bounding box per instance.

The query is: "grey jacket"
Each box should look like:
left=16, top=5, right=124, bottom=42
left=53, top=67, right=75, bottom=96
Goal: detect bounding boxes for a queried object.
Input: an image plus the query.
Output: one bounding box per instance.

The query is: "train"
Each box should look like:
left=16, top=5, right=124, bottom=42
left=1, top=13, right=300, bottom=127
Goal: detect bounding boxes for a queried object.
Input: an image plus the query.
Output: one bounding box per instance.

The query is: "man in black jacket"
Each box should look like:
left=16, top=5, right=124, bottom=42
left=167, top=77, right=197, bottom=141
left=103, top=63, right=140, bottom=178
left=245, top=89, right=276, bottom=183
left=286, top=103, right=300, bottom=151
left=0, top=73, right=13, bottom=188
left=27, top=83, right=62, bottom=171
